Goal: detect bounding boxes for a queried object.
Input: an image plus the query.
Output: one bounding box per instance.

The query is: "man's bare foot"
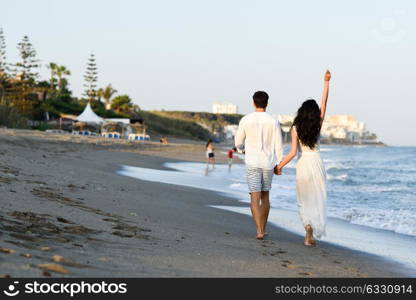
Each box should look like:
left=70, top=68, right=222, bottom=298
left=256, top=232, right=265, bottom=240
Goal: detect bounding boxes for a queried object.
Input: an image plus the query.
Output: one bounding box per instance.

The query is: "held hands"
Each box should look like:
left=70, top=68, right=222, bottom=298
left=274, top=164, right=283, bottom=176
left=324, top=70, right=331, bottom=82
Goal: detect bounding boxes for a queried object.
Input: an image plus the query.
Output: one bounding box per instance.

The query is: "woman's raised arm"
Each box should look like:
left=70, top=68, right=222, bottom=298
left=320, top=70, right=331, bottom=121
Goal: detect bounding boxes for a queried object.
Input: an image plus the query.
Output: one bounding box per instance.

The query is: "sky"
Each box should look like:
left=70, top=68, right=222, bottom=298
left=3, top=0, right=416, bottom=145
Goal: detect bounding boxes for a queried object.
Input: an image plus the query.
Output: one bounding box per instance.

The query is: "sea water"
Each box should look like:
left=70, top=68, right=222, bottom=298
left=118, top=145, right=416, bottom=273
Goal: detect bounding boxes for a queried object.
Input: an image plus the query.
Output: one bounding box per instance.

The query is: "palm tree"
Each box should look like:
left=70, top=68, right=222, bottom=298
left=99, top=84, right=117, bottom=110
left=55, top=65, right=70, bottom=91
left=111, top=94, right=133, bottom=113
left=46, top=62, right=58, bottom=90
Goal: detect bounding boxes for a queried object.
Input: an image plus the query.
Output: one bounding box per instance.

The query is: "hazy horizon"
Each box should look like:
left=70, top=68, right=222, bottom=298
left=3, top=0, right=416, bottom=145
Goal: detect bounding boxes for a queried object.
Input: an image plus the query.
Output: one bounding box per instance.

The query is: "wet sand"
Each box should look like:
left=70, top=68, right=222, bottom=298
left=0, top=128, right=406, bottom=277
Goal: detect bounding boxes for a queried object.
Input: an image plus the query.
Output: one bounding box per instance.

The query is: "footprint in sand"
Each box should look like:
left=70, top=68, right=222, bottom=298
left=281, top=261, right=297, bottom=269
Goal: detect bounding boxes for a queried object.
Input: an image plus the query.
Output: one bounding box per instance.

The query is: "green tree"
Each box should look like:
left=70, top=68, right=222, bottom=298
left=83, top=53, right=98, bottom=103
left=15, top=35, right=40, bottom=84
left=111, top=94, right=133, bottom=113
left=9, top=35, right=41, bottom=117
left=98, top=84, right=117, bottom=110
left=46, top=62, right=58, bottom=90
left=0, top=28, right=9, bottom=105
left=55, top=64, right=70, bottom=91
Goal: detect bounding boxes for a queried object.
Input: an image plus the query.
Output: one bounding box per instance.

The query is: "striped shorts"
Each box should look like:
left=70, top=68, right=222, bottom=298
left=246, top=167, right=274, bottom=193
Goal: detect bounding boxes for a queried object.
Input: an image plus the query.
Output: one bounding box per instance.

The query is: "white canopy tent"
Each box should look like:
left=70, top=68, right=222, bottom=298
left=76, top=103, right=104, bottom=124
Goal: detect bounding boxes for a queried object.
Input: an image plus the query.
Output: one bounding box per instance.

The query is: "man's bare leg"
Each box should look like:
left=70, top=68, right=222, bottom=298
left=260, top=191, right=270, bottom=235
left=250, top=192, right=264, bottom=239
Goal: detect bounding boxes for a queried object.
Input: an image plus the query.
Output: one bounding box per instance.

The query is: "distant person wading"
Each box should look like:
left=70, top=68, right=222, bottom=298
left=228, top=147, right=237, bottom=170
left=206, top=139, right=215, bottom=169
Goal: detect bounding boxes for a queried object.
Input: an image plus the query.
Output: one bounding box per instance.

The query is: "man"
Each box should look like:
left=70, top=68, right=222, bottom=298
left=235, top=91, right=283, bottom=239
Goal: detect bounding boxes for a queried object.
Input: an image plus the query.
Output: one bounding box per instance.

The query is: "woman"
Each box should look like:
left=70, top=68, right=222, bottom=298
left=206, top=139, right=216, bottom=169
left=277, top=70, right=331, bottom=246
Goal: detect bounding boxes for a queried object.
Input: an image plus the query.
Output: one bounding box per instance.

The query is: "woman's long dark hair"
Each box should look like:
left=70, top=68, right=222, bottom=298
left=293, top=99, right=321, bottom=149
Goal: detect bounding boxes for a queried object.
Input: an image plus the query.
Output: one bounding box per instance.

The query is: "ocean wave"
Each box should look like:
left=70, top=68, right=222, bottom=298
left=274, top=184, right=296, bottom=190
left=329, top=207, right=416, bottom=237
left=320, top=148, right=338, bottom=152
left=325, top=163, right=352, bottom=171
left=229, top=183, right=244, bottom=189
left=327, top=174, right=349, bottom=181
left=356, top=185, right=413, bottom=193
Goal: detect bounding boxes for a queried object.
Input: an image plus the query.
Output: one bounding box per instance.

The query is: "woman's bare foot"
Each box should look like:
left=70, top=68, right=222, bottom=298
left=304, top=238, right=316, bottom=246
left=304, top=225, right=316, bottom=246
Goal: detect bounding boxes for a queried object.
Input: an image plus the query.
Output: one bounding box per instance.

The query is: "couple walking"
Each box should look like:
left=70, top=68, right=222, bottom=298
left=235, top=70, right=331, bottom=246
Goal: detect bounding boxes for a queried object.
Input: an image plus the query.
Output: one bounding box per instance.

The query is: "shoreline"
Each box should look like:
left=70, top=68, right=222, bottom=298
left=0, top=129, right=409, bottom=277
left=117, top=161, right=415, bottom=277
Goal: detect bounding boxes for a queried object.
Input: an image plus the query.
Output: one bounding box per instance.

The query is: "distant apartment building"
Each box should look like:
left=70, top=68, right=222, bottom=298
left=274, top=115, right=294, bottom=142
left=273, top=114, right=377, bottom=144
left=276, top=115, right=294, bottom=125
left=321, top=115, right=367, bottom=142
left=213, top=102, right=238, bottom=114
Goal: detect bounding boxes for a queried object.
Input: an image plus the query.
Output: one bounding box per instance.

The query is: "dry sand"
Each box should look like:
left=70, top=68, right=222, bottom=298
left=0, top=128, right=406, bottom=277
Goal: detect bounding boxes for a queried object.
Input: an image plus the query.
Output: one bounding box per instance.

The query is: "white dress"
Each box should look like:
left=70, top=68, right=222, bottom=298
left=296, top=140, right=327, bottom=238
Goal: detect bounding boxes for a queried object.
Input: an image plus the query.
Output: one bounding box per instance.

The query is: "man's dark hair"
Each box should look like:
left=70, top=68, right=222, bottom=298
left=252, top=91, right=269, bottom=108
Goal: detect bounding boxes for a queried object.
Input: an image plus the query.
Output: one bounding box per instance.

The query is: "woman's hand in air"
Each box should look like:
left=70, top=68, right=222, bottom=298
left=324, top=70, right=331, bottom=82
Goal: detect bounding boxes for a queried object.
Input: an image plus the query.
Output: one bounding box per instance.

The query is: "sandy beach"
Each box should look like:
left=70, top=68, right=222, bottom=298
left=0, top=128, right=406, bottom=277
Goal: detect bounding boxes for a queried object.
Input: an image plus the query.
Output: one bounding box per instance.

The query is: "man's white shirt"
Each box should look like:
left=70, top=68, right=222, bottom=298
left=235, top=112, right=283, bottom=169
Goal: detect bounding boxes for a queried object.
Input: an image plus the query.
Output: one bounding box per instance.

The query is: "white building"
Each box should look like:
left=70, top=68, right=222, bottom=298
left=321, top=115, right=367, bottom=142
left=223, top=124, right=239, bottom=140
left=275, top=115, right=294, bottom=125
left=273, top=114, right=374, bottom=143
left=213, top=102, right=238, bottom=114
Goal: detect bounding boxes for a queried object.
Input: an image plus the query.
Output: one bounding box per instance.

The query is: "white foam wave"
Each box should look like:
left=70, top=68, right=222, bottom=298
left=329, top=207, right=416, bottom=237
left=320, top=148, right=337, bottom=152
left=327, top=174, right=349, bottom=181
left=229, top=183, right=244, bottom=189
left=325, top=162, right=352, bottom=171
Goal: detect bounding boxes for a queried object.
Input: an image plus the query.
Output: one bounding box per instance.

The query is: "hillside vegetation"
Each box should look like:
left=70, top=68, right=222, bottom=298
left=137, top=111, right=212, bottom=141
left=151, top=111, right=242, bottom=126
left=145, top=111, right=243, bottom=140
